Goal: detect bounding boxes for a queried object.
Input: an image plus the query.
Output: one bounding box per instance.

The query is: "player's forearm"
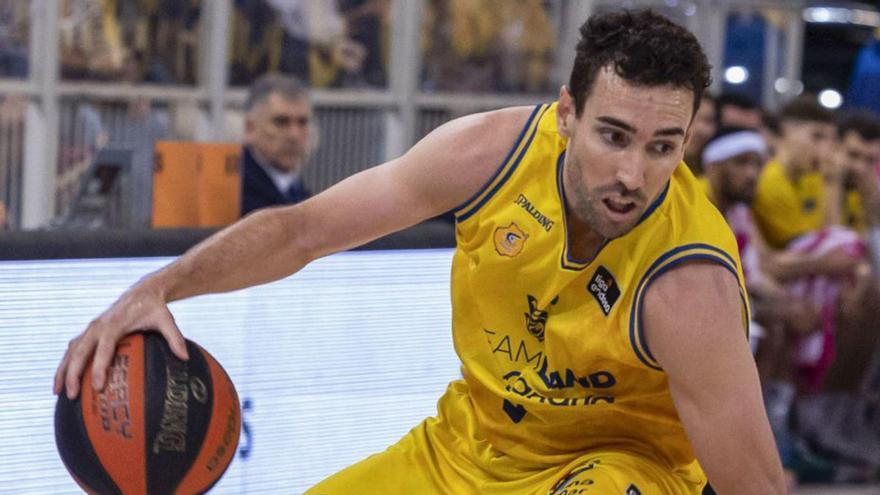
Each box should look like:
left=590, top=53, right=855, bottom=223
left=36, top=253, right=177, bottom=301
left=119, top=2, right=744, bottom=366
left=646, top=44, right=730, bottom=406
left=145, top=206, right=311, bottom=303
left=683, top=399, right=786, bottom=494
left=700, top=440, right=786, bottom=493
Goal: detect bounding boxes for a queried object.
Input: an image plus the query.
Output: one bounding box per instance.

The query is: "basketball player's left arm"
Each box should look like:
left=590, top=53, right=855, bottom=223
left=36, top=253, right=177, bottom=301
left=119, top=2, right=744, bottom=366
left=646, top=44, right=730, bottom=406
left=642, top=261, right=786, bottom=495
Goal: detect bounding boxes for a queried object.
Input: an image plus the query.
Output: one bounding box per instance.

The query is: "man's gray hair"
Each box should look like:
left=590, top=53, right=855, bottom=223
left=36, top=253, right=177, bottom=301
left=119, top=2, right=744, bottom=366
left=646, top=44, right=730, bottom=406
left=245, top=73, right=309, bottom=112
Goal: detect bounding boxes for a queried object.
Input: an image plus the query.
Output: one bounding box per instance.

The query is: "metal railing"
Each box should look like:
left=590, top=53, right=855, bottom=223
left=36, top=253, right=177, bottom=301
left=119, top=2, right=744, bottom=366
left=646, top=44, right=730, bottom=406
left=0, top=0, right=817, bottom=229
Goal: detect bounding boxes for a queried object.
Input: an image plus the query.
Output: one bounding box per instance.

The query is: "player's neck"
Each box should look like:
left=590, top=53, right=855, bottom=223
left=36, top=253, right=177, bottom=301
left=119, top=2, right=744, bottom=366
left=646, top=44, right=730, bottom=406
left=565, top=212, right=605, bottom=261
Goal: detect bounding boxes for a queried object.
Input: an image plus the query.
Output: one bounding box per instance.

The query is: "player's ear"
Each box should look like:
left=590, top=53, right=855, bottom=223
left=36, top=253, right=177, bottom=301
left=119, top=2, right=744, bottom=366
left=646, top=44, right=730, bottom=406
left=557, top=86, right=577, bottom=139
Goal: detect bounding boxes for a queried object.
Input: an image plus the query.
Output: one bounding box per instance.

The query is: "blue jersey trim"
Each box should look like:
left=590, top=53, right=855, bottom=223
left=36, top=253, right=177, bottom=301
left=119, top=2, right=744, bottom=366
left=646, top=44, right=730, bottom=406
left=629, top=244, right=741, bottom=371
left=637, top=181, right=670, bottom=226
left=454, top=104, right=548, bottom=222
left=555, top=151, right=605, bottom=270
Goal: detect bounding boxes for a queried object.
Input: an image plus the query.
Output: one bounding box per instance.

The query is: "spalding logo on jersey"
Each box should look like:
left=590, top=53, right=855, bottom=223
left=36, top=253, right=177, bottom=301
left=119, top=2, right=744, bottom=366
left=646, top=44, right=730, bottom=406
left=494, top=222, right=529, bottom=257
left=588, top=266, right=620, bottom=315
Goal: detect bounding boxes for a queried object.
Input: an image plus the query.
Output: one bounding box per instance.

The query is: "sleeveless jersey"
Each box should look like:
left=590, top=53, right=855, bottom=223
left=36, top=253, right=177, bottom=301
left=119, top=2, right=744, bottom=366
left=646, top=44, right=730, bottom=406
left=448, top=103, right=748, bottom=473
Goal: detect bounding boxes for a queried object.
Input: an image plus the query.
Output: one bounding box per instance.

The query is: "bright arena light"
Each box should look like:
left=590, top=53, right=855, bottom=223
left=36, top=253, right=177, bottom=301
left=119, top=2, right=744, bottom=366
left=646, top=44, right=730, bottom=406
left=775, top=78, right=805, bottom=95
left=818, top=89, right=843, bottom=109
left=805, top=7, right=833, bottom=23
left=724, top=66, right=749, bottom=84
left=774, top=78, right=790, bottom=93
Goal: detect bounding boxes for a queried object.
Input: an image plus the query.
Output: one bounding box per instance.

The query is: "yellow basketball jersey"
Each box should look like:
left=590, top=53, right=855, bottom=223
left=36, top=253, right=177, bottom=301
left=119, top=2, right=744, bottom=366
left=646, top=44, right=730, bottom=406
left=752, top=160, right=825, bottom=248
left=449, top=104, right=748, bottom=475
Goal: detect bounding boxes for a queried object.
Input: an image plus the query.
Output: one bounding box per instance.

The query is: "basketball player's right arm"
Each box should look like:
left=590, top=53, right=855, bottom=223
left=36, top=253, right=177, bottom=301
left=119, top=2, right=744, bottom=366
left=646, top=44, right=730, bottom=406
left=643, top=262, right=787, bottom=494
left=56, top=106, right=534, bottom=399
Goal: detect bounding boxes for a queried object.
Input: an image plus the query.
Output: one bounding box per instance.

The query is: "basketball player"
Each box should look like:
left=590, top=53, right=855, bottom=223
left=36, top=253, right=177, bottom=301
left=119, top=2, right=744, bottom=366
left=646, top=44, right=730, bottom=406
left=56, top=10, right=786, bottom=494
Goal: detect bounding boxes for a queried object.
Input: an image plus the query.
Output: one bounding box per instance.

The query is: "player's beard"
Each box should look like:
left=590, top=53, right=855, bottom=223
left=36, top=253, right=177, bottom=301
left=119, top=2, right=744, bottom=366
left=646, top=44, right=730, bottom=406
left=564, top=156, right=646, bottom=240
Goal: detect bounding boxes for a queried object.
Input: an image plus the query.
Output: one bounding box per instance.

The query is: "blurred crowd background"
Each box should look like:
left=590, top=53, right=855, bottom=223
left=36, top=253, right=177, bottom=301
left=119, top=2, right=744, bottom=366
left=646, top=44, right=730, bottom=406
left=2, top=0, right=880, bottom=490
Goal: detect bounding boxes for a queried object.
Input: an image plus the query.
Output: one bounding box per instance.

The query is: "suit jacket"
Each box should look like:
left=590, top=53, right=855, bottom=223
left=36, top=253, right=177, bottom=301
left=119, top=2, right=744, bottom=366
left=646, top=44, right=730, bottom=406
left=240, top=146, right=311, bottom=216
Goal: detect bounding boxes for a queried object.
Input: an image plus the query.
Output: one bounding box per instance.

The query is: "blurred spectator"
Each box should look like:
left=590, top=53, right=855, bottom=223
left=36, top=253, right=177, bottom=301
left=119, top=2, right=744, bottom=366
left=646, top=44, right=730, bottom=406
left=747, top=98, right=875, bottom=403
left=700, top=126, right=811, bottom=489
left=421, top=0, right=555, bottom=93
left=716, top=92, right=762, bottom=129
left=150, top=0, right=200, bottom=84
left=824, top=110, right=880, bottom=232
left=495, top=0, right=556, bottom=93
left=0, top=201, right=6, bottom=230
left=303, top=0, right=368, bottom=88
left=230, top=0, right=286, bottom=86
left=241, top=74, right=314, bottom=216
left=701, top=127, right=774, bottom=308
left=231, top=0, right=383, bottom=89
left=684, top=93, right=716, bottom=176
left=338, top=0, right=390, bottom=87
left=421, top=0, right=497, bottom=92
left=59, top=0, right=127, bottom=80
left=59, top=0, right=199, bottom=84
left=751, top=96, right=836, bottom=249
left=700, top=127, right=820, bottom=354
left=703, top=125, right=879, bottom=483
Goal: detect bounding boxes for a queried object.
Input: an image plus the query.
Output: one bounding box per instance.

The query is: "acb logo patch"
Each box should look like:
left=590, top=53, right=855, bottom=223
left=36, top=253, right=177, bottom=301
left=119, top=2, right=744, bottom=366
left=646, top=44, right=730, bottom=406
left=494, top=222, right=529, bottom=257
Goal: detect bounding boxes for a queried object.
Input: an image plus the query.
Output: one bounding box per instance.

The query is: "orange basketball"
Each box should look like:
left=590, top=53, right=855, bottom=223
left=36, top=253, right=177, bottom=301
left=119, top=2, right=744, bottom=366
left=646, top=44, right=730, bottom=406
left=55, top=332, right=241, bottom=494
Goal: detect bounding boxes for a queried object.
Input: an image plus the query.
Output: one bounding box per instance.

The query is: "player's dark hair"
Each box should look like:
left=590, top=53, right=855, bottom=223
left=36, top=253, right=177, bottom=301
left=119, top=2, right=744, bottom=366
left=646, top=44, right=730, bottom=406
left=568, top=9, right=712, bottom=118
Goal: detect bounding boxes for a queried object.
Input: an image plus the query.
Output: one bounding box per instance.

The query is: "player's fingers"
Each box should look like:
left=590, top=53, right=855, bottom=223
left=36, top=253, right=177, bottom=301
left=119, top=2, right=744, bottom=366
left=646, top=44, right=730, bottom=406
left=155, top=310, right=188, bottom=361
left=65, top=331, right=97, bottom=399
left=90, top=334, right=119, bottom=391
left=54, top=337, right=79, bottom=395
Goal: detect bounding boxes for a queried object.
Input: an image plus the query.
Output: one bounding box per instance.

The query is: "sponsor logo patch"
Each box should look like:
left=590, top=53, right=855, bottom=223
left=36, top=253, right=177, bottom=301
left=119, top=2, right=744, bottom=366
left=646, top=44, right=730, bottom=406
left=587, top=266, right=620, bottom=315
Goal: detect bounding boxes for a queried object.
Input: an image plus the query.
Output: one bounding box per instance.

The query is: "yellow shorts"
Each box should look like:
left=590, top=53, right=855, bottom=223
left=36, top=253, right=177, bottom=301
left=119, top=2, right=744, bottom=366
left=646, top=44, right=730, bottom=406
left=306, top=382, right=705, bottom=495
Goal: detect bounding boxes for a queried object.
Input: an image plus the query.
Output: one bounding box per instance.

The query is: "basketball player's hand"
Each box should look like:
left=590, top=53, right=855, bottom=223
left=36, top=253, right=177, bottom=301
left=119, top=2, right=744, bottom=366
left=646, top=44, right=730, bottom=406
left=54, top=284, right=189, bottom=399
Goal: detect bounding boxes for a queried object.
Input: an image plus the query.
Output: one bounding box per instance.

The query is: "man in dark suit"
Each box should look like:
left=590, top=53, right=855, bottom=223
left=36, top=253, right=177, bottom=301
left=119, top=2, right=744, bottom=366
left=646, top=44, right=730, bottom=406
left=241, top=74, right=313, bottom=215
